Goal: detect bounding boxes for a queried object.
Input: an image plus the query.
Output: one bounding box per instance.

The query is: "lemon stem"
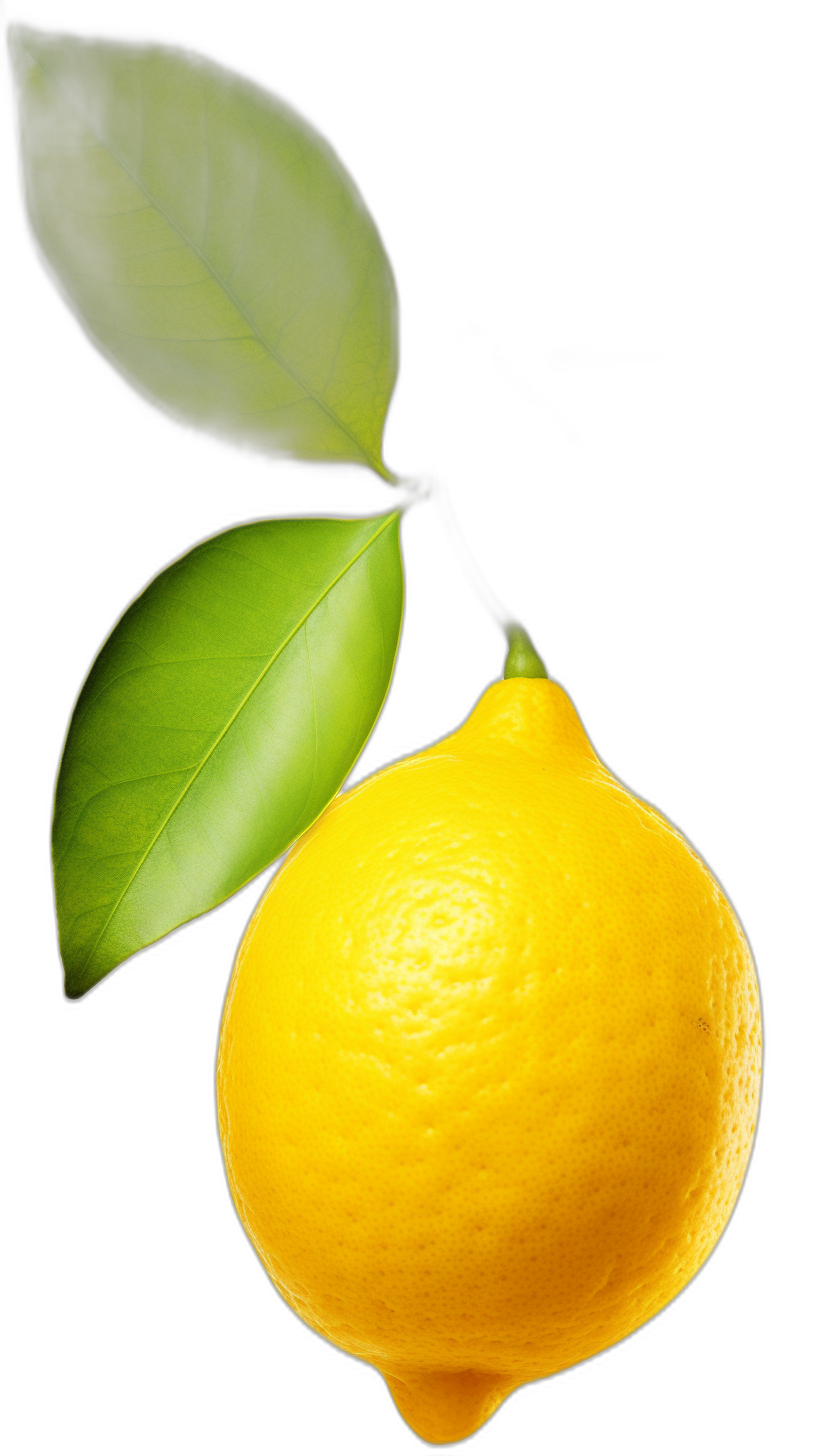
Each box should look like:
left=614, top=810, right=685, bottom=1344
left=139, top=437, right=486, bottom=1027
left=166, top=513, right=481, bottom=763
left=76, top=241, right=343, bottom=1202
left=428, top=477, right=547, bottom=681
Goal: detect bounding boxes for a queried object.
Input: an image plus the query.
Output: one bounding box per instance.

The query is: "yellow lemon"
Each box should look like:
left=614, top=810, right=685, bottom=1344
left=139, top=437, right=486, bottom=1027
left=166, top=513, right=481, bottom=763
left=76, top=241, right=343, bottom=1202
left=217, top=678, right=761, bottom=1443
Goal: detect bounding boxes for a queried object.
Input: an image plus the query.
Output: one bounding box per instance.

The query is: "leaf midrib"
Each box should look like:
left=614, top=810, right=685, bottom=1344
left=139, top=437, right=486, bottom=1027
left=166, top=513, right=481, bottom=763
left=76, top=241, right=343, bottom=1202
left=20, top=34, right=394, bottom=480
left=75, top=512, right=399, bottom=975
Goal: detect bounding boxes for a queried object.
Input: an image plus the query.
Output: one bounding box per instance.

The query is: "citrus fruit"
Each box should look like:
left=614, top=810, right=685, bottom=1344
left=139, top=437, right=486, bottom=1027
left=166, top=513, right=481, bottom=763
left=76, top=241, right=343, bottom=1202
left=217, top=677, right=761, bottom=1443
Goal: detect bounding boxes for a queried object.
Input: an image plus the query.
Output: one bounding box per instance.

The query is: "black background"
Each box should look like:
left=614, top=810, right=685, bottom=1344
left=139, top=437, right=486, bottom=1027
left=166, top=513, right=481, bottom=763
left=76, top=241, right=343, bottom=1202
left=6, top=5, right=781, bottom=1450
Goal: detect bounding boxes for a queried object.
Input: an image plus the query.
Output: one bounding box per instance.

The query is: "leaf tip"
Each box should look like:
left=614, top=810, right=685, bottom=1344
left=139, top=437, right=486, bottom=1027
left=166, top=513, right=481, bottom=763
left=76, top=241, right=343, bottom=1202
left=63, top=956, right=103, bottom=1001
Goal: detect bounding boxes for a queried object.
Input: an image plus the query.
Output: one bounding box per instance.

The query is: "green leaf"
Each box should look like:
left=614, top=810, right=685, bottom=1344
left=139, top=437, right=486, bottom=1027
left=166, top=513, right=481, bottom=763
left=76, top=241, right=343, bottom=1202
left=53, top=513, right=403, bottom=997
left=10, top=26, right=398, bottom=479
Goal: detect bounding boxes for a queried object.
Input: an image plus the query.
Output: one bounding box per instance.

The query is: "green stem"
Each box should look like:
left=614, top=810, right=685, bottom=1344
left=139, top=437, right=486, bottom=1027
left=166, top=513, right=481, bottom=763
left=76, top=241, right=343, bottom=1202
left=428, top=477, right=547, bottom=681
left=391, top=476, right=434, bottom=510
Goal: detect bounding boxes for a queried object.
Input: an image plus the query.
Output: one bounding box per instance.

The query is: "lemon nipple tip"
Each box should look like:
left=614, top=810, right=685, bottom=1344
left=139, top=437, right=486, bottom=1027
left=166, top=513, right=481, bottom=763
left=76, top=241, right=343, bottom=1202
left=381, top=1365, right=515, bottom=1444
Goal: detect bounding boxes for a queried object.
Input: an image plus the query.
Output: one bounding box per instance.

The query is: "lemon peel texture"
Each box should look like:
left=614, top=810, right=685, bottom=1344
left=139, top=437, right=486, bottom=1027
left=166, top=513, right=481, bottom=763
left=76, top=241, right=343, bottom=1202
left=217, top=679, right=761, bottom=1443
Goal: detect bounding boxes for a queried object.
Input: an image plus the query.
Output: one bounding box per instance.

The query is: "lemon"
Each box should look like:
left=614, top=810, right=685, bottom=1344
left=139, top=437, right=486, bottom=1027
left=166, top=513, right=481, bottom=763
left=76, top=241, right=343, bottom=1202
left=217, top=678, right=761, bottom=1443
